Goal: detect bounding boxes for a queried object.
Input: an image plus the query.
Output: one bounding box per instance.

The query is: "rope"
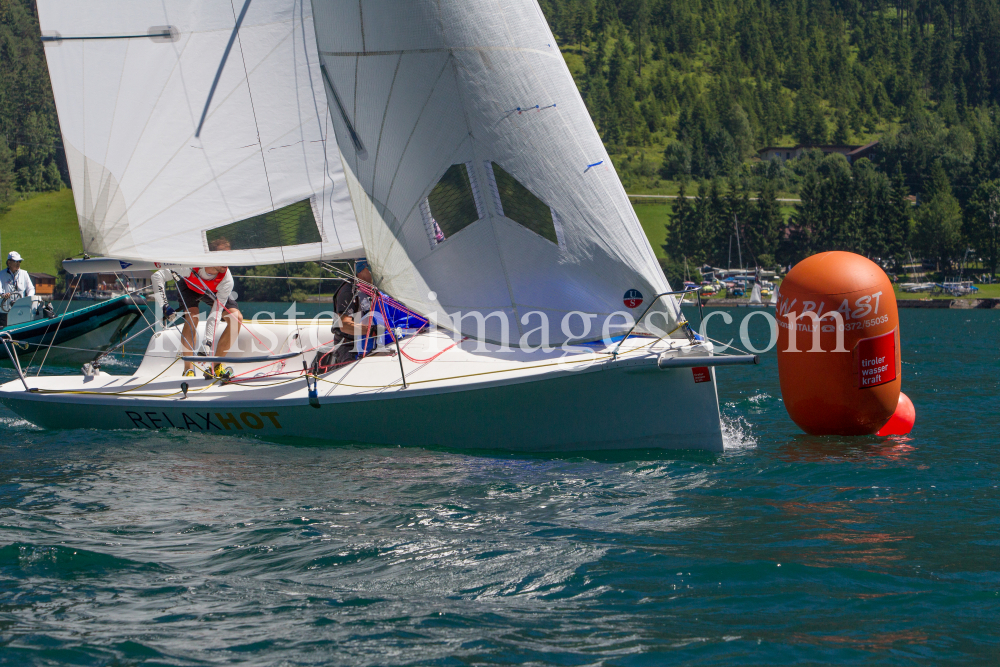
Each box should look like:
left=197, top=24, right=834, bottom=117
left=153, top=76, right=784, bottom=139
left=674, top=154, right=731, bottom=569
left=29, top=331, right=668, bottom=398
left=32, top=358, right=219, bottom=397
left=312, top=335, right=665, bottom=390
left=374, top=296, right=460, bottom=364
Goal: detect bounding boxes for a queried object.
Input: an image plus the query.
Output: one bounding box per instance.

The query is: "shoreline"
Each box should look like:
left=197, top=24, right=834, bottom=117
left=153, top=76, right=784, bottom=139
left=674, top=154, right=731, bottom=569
left=682, top=298, right=1000, bottom=309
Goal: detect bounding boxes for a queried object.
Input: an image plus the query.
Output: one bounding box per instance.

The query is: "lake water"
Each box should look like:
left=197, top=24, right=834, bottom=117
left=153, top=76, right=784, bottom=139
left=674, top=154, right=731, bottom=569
left=1, top=306, right=997, bottom=664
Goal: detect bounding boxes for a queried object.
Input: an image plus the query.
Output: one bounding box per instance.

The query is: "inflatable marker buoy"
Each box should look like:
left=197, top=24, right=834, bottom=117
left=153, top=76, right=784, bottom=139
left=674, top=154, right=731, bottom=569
left=776, top=251, right=901, bottom=435
left=876, top=392, right=915, bottom=436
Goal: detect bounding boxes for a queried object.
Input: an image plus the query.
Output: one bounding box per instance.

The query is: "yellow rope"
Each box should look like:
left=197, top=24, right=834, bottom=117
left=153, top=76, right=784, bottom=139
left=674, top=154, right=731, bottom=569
left=31, top=359, right=219, bottom=398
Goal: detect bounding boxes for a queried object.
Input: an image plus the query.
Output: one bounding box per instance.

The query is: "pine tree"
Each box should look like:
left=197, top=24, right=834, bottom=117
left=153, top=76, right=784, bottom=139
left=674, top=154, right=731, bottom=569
left=885, top=164, right=913, bottom=265
left=784, top=171, right=822, bottom=263
left=666, top=181, right=704, bottom=265
left=915, top=161, right=964, bottom=268
left=0, top=137, right=14, bottom=213
left=746, top=179, right=782, bottom=266
left=965, top=179, right=1000, bottom=277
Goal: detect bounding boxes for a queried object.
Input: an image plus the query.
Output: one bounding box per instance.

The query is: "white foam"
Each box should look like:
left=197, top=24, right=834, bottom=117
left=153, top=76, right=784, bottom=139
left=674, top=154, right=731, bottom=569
left=721, top=414, right=757, bottom=452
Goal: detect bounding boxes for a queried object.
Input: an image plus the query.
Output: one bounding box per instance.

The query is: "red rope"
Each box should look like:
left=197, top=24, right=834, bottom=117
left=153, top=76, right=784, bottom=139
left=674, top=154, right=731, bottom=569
left=375, top=295, right=463, bottom=364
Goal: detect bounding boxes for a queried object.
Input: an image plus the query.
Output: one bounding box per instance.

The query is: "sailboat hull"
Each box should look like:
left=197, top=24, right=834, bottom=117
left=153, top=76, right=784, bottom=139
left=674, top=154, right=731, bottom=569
left=1, top=295, right=146, bottom=367
left=0, top=326, right=725, bottom=452
left=0, top=360, right=723, bottom=452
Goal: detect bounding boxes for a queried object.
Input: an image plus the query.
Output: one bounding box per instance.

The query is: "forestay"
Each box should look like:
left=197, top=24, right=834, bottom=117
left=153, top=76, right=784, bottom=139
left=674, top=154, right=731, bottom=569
left=38, top=0, right=362, bottom=266
left=310, top=0, right=680, bottom=344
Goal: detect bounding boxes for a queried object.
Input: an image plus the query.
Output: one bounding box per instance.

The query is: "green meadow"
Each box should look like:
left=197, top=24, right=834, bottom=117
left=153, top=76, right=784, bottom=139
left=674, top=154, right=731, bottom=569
left=0, top=189, right=81, bottom=277
left=6, top=191, right=994, bottom=301
left=4, top=190, right=679, bottom=272
left=632, top=202, right=672, bottom=259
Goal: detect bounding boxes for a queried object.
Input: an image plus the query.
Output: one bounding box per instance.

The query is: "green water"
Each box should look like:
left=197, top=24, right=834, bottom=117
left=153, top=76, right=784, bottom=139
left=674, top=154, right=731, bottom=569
left=0, top=307, right=997, bottom=664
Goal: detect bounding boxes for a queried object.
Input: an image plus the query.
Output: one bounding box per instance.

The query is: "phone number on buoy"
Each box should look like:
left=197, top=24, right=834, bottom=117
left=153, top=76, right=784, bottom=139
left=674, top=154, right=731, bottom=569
left=777, top=313, right=890, bottom=333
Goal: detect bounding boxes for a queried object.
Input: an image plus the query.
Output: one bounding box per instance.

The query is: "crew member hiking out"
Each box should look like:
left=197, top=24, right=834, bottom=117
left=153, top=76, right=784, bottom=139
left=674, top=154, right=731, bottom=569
left=178, top=238, right=243, bottom=379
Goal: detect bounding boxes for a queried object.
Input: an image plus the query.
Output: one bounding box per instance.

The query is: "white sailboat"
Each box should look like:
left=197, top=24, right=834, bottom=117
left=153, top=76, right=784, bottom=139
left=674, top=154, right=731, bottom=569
left=0, top=0, right=756, bottom=452
left=749, top=282, right=763, bottom=305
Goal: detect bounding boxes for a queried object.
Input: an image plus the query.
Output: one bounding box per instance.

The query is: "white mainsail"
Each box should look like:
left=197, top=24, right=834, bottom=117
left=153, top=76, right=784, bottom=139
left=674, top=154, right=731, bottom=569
left=750, top=282, right=763, bottom=304
left=39, top=0, right=362, bottom=267
left=310, top=0, right=678, bottom=344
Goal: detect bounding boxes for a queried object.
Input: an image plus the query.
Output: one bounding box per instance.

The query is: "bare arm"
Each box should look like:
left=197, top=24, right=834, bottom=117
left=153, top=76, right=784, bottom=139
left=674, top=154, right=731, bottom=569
left=338, top=314, right=369, bottom=338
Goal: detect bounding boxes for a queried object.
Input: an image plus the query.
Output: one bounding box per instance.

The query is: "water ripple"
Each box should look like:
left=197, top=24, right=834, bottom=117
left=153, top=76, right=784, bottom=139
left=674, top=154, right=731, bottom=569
left=0, top=309, right=998, bottom=664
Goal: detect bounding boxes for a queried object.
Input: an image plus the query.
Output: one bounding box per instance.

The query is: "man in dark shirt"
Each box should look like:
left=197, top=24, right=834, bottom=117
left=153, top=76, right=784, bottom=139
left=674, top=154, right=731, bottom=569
left=315, top=259, right=376, bottom=370
left=334, top=258, right=374, bottom=340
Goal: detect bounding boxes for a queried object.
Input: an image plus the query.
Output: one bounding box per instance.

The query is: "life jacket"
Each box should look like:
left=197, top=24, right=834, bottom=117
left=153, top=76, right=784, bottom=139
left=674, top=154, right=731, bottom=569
left=184, top=268, right=228, bottom=295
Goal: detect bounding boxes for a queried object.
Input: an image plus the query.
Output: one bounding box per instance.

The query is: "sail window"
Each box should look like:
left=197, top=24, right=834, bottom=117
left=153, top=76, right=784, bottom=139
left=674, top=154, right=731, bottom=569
left=422, top=163, right=484, bottom=246
left=488, top=162, right=560, bottom=245
left=205, top=199, right=322, bottom=251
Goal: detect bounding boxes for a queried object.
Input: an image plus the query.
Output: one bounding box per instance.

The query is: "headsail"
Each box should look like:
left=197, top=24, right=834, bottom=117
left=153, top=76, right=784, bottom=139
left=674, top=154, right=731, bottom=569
left=310, top=0, right=678, bottom=344
left=39, top=0, right=363, bottom=266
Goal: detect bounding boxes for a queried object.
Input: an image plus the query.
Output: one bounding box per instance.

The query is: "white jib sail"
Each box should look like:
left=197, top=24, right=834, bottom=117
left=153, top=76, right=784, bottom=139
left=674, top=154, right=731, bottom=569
left=39, top=0, right=363, bottom=267
left=750, top=282, right=762, bottom=304
left=310, top=0, right=679, bottom=345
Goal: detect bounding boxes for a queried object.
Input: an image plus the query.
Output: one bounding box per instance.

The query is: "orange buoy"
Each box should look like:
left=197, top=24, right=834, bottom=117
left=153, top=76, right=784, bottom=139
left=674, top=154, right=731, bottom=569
left=776, top=251, right=901, bottom=435
left=876, top=392, right=915, bottom=436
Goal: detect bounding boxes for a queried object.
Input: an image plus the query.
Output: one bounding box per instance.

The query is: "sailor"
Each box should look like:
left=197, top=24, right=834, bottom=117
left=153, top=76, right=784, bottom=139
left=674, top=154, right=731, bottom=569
left=177, top=238, right=243, bottom=379
left=325, top=258, right=378, bottom=367
left=312, top=259, right=423, bottom=372
left=0, top=251, right=35, bottom=328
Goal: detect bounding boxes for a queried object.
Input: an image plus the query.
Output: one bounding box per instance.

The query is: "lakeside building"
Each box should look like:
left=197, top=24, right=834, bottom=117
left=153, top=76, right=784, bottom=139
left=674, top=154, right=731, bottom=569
left=28, top=272, right=56, bottom=298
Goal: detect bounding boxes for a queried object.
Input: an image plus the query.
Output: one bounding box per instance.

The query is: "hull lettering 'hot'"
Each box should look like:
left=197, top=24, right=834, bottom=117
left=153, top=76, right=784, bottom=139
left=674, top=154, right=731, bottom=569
left=125, top=411, right=282, bottom=431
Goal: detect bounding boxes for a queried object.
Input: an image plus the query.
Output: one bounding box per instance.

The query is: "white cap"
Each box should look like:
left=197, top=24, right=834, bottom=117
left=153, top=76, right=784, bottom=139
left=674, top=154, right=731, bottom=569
left=7, top=251, right=22, bottom=262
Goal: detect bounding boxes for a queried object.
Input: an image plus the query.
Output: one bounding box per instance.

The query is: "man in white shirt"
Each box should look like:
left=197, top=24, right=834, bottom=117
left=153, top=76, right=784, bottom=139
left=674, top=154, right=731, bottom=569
left=0, top=251, right=35, bottom=328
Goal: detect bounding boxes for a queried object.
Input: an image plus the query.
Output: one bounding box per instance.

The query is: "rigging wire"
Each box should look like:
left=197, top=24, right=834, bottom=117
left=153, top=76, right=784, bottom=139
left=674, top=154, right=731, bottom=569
left=32, top=273, right=81, bottom=375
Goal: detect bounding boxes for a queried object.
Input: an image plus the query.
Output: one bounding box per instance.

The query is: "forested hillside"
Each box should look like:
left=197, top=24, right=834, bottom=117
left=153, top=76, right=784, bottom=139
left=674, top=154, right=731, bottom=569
left=1, top=0, right=998, bottom=278
left=539, top=0, right=1000, bottom=276
left=0, top=0, right=63, bottom=212
left=541, top=0, right=1000, bottom=185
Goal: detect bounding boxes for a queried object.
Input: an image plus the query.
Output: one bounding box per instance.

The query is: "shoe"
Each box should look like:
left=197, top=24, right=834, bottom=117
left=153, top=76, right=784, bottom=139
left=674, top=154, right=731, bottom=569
left=183, top=369, right=196, bottom=378
left=205, top=365, right=234, bottom=382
